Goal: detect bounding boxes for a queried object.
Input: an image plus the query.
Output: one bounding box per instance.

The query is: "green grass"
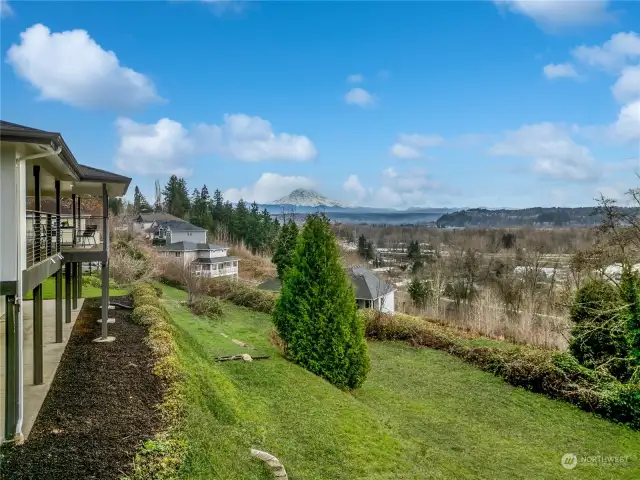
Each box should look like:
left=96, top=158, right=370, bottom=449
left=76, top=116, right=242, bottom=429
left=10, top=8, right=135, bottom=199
left=162, top=286, right=640, bottom=479
left=23, top=276, right=128, bottom=300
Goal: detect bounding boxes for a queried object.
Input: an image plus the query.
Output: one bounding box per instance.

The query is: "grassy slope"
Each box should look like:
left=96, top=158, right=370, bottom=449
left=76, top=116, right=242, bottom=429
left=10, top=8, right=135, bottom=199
left=162, top=286, right=640, bottom=480
left=23, top=276, right=127, bottom=300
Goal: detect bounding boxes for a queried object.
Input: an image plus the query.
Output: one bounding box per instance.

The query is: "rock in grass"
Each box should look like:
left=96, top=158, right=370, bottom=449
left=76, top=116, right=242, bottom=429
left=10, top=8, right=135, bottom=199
left=250, top=449, right=287, bottom=479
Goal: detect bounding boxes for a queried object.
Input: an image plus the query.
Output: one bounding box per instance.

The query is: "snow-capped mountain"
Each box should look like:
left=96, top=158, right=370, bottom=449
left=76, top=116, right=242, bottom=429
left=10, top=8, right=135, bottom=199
left=273, top=188, right=343, bottom=207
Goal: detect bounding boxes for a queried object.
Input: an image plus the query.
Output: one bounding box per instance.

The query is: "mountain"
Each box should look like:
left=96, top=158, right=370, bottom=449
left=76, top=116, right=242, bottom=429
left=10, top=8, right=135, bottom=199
left=273, top=188, right=344, bottom=207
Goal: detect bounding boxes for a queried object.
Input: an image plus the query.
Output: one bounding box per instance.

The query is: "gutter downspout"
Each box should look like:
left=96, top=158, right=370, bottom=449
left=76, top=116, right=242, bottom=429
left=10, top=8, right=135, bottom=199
left=13, top=144, right=61, bottom=440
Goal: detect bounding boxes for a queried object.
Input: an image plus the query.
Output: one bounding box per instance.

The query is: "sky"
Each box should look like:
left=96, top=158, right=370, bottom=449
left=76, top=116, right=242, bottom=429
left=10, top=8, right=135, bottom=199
left=1, top=0, right=639, bottom=209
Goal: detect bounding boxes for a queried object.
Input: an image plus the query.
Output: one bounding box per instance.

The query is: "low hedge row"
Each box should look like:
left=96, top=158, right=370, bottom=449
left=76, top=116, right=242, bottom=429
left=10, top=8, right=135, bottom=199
left=361, top=310, right=640, bottom=430
left=125, top=282, right=186, bottom=479
left=203, top=278, right=277, bottom=314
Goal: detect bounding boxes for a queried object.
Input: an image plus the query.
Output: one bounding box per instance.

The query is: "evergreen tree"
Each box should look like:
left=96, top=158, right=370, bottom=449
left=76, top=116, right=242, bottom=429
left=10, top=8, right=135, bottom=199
left=162, top=175, right=190, bottom=218
left=407, top=240, right=421, bottom=260
left=273, top=213, right=370, bottom=389
left=272, top=220, right=299, bottom=280
left=365, top=240, right=376, bottom=261
left=211, top=189, right=225, bottom=238
left=133, top=186, right=153, bottom=213
left=357, top=234, right=367, bottom=258
left=108, top=197, right=123, bottom=216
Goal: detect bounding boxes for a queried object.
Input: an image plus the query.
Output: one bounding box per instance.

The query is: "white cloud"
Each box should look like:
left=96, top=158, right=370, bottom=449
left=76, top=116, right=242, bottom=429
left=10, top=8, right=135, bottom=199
left=347, top=73, right=364, bottom=83
left=343, top=174, right=366, bottom=200
left=608, top=100, right=640, bottom=142
left=344, top=167, right=443, bottom=208
left=195, top=114, right=317, bottom=162
left=201, top=0, right=246, bottom=16
left=344, top=87, right=375, bottom=107
left=490, top=123, right=598, bottom=181
left=115, top=118, right=194, bottom=176
left=572, top=31, right=640, bottom=72
left=6, top=24, right=161, bottom=110
left=224, top=173, right=315, bottom=204
left=390, top=133, right=444, bottom=159
left=612, top=65, right=640, bottom=103
left=543, top=63, right=578, bottom=79
left=494, top=0, right=612, bottom=30
left=1, top=0, right=13, bottom=17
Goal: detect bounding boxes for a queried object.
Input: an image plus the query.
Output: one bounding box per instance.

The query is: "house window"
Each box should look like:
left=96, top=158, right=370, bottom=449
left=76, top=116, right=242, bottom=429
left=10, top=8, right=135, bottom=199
left=174, top=252, right=181, bottom=257
left=187, top=232, right=192, bottom=236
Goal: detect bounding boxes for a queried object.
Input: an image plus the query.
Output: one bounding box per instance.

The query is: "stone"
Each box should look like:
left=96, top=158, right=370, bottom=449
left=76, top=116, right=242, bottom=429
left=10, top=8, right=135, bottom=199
left=250, top=449, right=288, bottom=479
left=241, top=354, right=253, bottom=362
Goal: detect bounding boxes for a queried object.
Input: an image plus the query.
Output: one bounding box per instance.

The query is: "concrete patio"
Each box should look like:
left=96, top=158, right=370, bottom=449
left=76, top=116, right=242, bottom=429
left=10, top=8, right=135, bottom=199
left=1, top=298, right=84, bottom=440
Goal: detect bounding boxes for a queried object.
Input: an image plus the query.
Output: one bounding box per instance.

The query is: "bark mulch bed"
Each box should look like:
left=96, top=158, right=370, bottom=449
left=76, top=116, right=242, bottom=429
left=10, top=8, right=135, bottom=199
left=0, top=296, right=164, bottom=480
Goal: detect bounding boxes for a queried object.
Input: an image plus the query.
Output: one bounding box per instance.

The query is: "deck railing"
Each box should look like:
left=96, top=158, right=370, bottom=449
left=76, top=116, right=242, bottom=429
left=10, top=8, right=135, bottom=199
left=26, top=211, right=106, bottom=268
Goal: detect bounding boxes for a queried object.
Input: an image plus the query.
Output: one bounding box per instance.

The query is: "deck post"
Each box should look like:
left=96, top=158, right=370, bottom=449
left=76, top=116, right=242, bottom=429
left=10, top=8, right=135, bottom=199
left=94, top=183, right=114, bottom=343
left=72, top=193, right=76, bottom=247
left=55, top=180, right=63, bottom=342
left=72, top=262, right=78, bottom=309
left=4, top=296, right=19, bottom=440
left=33, top=165, right=43, bottom=385
left=78, top=262, right=83, bottom=299
left=65, top=262, right=72, bottom=324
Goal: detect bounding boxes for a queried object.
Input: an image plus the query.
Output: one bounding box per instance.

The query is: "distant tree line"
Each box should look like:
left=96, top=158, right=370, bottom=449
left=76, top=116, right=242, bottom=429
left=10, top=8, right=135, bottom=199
left=126, top=175, right=281, bottom=254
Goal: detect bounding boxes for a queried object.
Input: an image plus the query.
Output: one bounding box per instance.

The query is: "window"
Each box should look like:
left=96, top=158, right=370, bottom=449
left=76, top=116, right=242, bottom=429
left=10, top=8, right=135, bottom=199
left=187, top=232, right=192, bottom=236
left=174, top=252, right=181, bottom=257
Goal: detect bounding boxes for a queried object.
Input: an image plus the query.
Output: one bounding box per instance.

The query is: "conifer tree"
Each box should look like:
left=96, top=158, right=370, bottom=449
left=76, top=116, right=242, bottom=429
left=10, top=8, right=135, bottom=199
left=133, top=186, right=153, bottom=213
left=273, top=213, right=370, bottom=389
left=272, top=220, right=298, bottom=280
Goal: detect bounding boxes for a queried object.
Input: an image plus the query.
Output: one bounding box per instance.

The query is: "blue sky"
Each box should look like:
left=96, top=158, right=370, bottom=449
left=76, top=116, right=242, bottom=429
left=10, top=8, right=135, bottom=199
left=1, top=0, right=639, bottom=208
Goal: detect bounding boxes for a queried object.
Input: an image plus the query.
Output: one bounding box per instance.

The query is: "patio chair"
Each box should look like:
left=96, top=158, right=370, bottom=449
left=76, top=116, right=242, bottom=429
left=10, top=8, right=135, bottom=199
left=79, top=224, right=98, bottom=246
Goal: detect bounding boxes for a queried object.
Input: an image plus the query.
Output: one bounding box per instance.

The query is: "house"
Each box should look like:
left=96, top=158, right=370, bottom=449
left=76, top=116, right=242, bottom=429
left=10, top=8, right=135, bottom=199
left=257, top=266, right=396, bottom=313
left=1, top=120, right=131, bottom=443
left=149, top=219, right=207, bottom=244
left=159, top=241, right=239, bottom=279
left=132, top=212, right=182, bottom=234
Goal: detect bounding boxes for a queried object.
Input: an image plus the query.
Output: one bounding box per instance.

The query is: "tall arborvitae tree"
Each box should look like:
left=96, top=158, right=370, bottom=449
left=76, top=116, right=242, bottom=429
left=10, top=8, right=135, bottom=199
left=272, top=220, right=299, bottom=280
left=133, top=186, right=153, bottom=214
left=273, top=213, right=370, bottom=389
left=357, top=234, right=367, bottom=258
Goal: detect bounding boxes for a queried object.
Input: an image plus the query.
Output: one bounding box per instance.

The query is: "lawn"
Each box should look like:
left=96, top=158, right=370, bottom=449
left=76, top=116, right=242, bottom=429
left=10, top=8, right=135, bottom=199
left=23, top=276, right=128, bottom=300
left=162, top=286, right=640, bottom=479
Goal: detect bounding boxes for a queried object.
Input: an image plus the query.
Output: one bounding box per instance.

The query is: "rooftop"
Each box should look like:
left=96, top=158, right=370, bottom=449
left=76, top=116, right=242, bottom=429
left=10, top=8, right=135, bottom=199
left=161, top=241, right=228, bottom=252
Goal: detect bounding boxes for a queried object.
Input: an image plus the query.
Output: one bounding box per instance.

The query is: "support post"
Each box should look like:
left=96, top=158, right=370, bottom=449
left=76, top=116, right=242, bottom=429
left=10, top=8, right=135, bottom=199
left=94, top=183, right=115, bottom=343
left=78, top=262, right=83, bottom=299
left=4, top=296, right=19, bottom=441
left=33, top=165, right=43, bottom=385
left=72, top=262, right=78, bottom=309
left=55, top=180, right=63, bottom=342
left=65, top=262, right=72, bottom=324
left=71, top=193, right=76, bottom=247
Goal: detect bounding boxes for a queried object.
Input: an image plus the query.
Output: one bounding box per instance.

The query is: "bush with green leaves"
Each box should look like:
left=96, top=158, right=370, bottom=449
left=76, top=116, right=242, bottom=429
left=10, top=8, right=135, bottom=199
left=272, top=220, right=299, bottom=280
left=273, top=213, right=370, bottom=390
left=189, top=296, right=223, bottom=319
left=569, top=278, right=633, bottom=382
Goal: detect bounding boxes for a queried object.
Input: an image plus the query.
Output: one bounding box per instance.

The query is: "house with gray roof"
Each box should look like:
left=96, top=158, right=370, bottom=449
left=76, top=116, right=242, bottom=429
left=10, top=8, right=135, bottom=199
left=132, top=212, right=183, bottom=234
left=159, top=241, right=239, bottom=279
left=149, top=219, right=207, bottom=244
left=258, top=266, right=395, bottom=313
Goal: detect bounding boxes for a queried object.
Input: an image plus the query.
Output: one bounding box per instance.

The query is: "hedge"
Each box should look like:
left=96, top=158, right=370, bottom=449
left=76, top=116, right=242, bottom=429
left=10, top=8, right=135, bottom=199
left=361, top=309, right=640, bottom=430
left=203, top=278, right=277, bottom=314
left=125, top=282, right=186, bottom=479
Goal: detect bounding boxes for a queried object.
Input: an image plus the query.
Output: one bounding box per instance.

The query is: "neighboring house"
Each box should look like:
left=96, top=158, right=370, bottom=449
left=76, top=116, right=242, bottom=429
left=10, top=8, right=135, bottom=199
left=257, top=266, right=396, bottom=313
left=1, top=120, right=131, bottom=443
left=159, top=241, right=239, bottom=279
left=132, top=212, right=182, bottom=234
left=150, top=219, right=207, bottom=244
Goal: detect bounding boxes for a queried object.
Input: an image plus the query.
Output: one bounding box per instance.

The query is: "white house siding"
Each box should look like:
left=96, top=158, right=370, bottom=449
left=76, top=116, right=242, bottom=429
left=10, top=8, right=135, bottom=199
left=168, top=230, right=207, bottom=244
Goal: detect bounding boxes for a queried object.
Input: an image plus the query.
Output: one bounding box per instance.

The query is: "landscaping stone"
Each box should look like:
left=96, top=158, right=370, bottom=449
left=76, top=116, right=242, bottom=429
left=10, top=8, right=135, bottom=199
left=250, top=449, right=288, bottom=479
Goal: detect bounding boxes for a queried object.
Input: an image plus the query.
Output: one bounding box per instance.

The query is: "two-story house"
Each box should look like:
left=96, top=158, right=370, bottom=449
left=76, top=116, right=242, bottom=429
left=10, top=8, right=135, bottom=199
left=132, top=212, right=182, bottom=234
left=150, top=219, right=207, bottom=244
left=160, top=241, right=239, bottom=279
left=1, top=120, right=131, bottom=443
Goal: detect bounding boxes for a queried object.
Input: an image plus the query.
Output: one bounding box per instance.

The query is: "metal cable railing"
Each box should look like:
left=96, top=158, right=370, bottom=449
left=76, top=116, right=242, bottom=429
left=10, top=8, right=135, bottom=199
left=26, top=211, right=106, bottom=268
left=26, top=210, right=61, bottom=268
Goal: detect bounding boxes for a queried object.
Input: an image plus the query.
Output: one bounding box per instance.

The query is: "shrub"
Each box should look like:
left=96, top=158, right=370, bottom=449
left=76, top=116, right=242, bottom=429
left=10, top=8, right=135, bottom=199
left=272, top=220, right=298, bottom=280
left=273, top=213, right=370, bottom=390
left=132, top=305, right=169, bottom=326
left=189, top=296, right=223, bottom=319
left=204, top=278, right=277, bottom=313
left=569, top=278, right=632, bottom=381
